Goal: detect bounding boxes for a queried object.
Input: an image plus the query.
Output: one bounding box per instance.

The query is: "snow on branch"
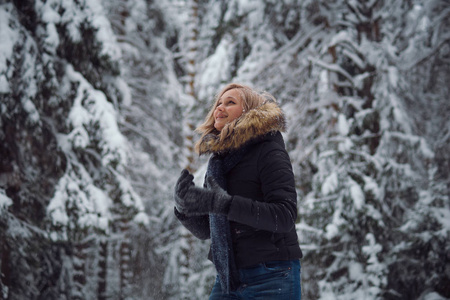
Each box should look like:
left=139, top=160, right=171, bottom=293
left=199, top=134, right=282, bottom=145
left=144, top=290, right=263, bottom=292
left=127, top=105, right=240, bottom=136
left=401, top=33, right=450, bottom=70
left=308, top=56, right=355, bottom=85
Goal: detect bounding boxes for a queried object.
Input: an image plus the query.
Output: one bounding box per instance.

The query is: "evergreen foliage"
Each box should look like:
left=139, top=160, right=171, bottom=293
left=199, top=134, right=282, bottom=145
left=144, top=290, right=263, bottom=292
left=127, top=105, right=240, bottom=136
left=0, top=0, right=448, bottom=299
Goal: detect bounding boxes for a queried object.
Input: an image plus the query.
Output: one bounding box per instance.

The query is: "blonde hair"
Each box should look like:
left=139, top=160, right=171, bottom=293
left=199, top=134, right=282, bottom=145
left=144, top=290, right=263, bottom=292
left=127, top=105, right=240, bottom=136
left=194, top=83, right=276, bottom=154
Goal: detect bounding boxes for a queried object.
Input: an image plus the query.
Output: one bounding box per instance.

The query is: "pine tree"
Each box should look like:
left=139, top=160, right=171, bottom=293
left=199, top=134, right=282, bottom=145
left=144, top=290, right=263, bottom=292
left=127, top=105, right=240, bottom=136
left=1, top=1, right=448, bottom=299
left=1, top=1, right=145, bottom=298
left=101, top=0, right=195, bottom=298
left=180, top=0, right=450, bottom=298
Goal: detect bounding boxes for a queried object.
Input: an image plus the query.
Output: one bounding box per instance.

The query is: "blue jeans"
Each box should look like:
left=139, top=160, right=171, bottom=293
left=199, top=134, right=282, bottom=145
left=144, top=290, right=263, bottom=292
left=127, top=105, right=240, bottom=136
left=209, top=260, right=301, bottom=300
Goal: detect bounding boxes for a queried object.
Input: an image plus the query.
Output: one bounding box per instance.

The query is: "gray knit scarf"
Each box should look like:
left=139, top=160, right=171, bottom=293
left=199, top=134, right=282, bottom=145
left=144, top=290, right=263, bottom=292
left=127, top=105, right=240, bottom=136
left=206, top=145, right=249, bottom=294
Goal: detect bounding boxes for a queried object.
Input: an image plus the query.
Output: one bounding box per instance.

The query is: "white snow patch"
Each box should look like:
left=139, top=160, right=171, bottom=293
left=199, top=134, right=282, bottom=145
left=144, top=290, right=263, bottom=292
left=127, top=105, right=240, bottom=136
left=133, top=211, right=150, bottom=226
left=325, top=196, right=344, bottom=239
left=113, top=171, right=144, bottom=210
left=48, top=167, right=113, bottom=232
left=388, top=66, right=399, bottom=88
left=348, top=262, right=363, bottom=281
left=0, top=75, right=9, bottom=93
left=66, top=65, right=128, bottom=166
left=431, top=206, right=450, bottom=238
left=198, top=36, right=233, bottom=100
left=362, top=233, right=382, bottom=258
left=0, top=189, right=12, bottom=209
left=325, top=223, right=339, bottom=240
left=321, top=172, right=338, bottom=195
left=338, top=114, right=349, bottom=136
left=87, top=1, right=122, bottom=61
left=116, top=78, right=132, bottom=106
left=349, top=179, right=365, bottom=210
left=363, top=175, right=381, bottom=199
left=421, top=291, right=448, bottom=300
left=44, top=22, right=60, bottom=54
left=22, top=98, right=40, bottom=123
left=0, top=5, right=20, bottom=76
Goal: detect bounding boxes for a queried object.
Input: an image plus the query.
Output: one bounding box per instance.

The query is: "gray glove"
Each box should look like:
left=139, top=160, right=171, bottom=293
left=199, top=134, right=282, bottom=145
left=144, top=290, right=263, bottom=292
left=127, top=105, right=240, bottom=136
left=174, top=169, right=194, bottom=214
left=174, top=170, right=232, bottom=216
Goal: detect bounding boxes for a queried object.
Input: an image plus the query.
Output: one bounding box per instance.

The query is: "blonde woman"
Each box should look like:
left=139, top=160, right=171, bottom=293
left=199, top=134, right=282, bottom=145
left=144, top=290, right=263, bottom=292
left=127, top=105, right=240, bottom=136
left=174, top=83, right=302, bottom=299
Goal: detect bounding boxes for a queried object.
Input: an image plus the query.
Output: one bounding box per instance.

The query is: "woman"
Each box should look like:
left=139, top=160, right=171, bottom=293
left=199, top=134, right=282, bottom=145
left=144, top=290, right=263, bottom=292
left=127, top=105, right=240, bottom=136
left=174, top=83, right=302, bottom=299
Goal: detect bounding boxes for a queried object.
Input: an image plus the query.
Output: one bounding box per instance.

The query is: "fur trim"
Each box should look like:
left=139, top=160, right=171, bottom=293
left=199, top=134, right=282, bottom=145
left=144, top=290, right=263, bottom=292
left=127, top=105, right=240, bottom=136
left=197, top=102, right=286, bottom=154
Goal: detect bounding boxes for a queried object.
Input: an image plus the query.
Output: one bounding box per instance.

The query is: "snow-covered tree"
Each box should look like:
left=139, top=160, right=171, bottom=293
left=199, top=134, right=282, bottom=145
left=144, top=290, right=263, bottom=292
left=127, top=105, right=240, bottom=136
left=176, top=0, right=450, bottom=299
left=1, top=0, right=448, bottom=299
left=1, top=1, right=146, bottom=298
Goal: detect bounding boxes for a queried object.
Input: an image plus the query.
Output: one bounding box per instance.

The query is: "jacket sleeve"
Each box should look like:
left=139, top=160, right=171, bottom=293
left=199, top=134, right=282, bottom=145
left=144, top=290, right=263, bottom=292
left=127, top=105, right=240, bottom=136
left=174, top=207, right=211, bottom=240
left=227, top=142, right=297, bottom=233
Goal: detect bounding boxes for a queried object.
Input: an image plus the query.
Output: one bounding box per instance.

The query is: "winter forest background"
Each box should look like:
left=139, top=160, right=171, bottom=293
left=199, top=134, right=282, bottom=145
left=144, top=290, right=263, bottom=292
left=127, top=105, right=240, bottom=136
left=0, top=0, right=449, bottom=299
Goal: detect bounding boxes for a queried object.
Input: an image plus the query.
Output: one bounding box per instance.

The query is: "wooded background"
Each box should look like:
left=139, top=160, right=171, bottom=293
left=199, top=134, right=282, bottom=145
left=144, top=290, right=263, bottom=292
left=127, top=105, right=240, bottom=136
left=0, top=0, right=449, bottom=299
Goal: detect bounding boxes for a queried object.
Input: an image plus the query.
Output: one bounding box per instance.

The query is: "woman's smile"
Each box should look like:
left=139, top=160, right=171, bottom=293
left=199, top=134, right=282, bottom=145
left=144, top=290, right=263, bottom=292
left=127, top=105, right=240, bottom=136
left=213, top=89, right=244, bottom=131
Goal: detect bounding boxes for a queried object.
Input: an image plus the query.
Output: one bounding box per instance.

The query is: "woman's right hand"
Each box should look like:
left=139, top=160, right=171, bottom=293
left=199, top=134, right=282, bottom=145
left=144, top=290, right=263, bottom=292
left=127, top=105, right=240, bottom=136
left=174, top=170, right=232, bottom=216
left=174, top=169, right=194, bottom=214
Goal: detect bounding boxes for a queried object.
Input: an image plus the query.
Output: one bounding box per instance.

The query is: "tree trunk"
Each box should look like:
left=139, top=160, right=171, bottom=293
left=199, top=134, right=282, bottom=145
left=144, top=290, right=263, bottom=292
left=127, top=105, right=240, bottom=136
left=97, top=238, right=108, bottom=300
left=185, top=0, right=199, bottom=172
left=0, top=242, right=10, bottom=299
left=119, top=220, right=132, bottom=299
left=72, top=240, right=89, bottom=300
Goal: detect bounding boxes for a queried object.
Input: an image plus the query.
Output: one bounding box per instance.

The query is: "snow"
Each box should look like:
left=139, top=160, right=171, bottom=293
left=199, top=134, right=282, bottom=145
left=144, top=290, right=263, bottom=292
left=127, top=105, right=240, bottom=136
left=421, top=291, right=448, bottom=300
left=87, top=0, right=122, bottom=61
left=44, top=23, right=60, bottom=54
left=0, top=75, right=8, bottom=93
left=308, top=56, right=354, bottom=85
left=236, top=36, right=275, bottom=83
left=34, top=0, right=61, bottom=54
left=349, top=179, right=365, bottom=210
left=197, top=36, right=233, bottom=100
left=388, top=66, right=399, bottom=88
left=348, top=261, right=363, bottom=281
left=21, top=99, right=40, bottom=123
left=0, top=188, right=12, bottom=208
left=47, top=177, right=70, bottom=227
left=34, top=0, right=121, bottom=60
left=48, top=166, right=113, bottom=232
left=66, top=65, right=128, bottom=166
left=419, top=138, right=434, bottom=159
left=363, top=175, right=381, bottom=199
left=325, top=196, right=344, bottom=240
left=321, top=172, right=338, bottom=195
left=0, top=5, right=20, bottom=93
left=362, top=233, right=382, bottom=258
left=338, top=114, right=349, bottom=135
left=113, top=171, right=144, bottom=210
left=1, top=0, right=449, bottom=299
left=325, top=223, right=339, bottom=240
left=116, top=78, right=132, bottom=106
left=133, top=211, right=149, bottom=225
left=431, top=205, right=450, bottom=238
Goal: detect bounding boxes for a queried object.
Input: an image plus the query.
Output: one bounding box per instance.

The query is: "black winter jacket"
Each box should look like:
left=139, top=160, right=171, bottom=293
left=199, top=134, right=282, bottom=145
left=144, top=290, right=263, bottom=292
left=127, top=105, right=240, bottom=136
left=176, top=101, right=302, bottom=268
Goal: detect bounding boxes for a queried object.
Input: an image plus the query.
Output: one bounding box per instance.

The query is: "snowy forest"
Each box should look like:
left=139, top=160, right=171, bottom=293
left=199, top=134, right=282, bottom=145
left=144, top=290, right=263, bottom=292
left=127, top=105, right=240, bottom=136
left=0, top=0, right=449, bottom=299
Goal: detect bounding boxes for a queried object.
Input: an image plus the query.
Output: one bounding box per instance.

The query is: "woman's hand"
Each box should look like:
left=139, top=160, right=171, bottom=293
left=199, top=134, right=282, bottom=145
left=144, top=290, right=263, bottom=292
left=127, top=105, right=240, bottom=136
left=174, top=169, right=194, bottom=214
left=174, top=170, right=232, bottom=216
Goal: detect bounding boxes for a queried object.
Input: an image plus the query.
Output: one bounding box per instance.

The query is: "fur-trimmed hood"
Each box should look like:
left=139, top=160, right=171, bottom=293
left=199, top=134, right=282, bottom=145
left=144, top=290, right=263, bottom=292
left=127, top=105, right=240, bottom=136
left=197, top=101, right=286, bottom=155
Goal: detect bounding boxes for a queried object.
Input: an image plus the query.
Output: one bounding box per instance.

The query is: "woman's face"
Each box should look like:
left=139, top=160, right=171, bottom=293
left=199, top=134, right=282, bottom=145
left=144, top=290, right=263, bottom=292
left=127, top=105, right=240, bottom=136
left=214, top=89, right=244, bottom=131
